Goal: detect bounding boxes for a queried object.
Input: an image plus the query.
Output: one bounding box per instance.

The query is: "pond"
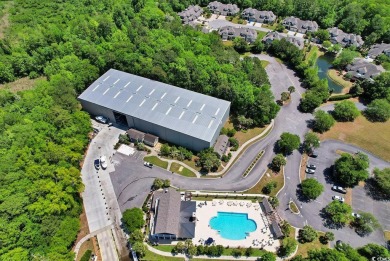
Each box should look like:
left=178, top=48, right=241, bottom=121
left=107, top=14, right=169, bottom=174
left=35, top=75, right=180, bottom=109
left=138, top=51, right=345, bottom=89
left=316, top=55, right=343, bottom=93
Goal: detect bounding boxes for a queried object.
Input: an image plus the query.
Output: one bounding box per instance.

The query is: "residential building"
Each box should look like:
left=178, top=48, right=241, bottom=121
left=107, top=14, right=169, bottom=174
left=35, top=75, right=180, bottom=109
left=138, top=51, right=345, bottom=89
left=207, top=1, right=239, bottom=16
left=213, top=135, right=229, bottom=158
left=178, top=5, right=203, bottom=25
left=368, top=43, right=390, bottom=59
left=282, top=16, right=318, bottom=34
left=328, top=27, right=364, bottom=48
left=346, top=58, right=385, bottom=81
left=78, top=69, right=230, bottom=152
left=262, top=32, right=304, bottom=49
left=218, top=26, right=258, bottom=43
left=150, top=188, right=196, bottom=239
left=241, top=8, right=276, bottom=24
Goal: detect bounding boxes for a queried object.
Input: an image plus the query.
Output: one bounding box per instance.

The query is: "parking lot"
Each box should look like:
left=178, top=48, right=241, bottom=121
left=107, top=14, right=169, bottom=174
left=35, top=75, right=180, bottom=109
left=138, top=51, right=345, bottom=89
left=297, top=140, right=390, bottom=246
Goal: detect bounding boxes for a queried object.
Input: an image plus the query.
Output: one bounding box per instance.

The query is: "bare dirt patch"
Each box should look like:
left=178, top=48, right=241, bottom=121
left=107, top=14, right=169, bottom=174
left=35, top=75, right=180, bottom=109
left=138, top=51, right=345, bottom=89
left=0, top=76, right=45, bottom=93
left=0, top=1, right=12, bottom=39
left=300, top=154, right=309, bottom=181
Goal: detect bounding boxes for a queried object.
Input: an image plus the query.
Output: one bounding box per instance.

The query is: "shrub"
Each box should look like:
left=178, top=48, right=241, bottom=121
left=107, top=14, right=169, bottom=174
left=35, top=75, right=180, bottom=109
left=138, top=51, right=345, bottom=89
left=122, top=208, right=144, bottom=233
left=80, top=250, right=92, bottom=261
left=229, top=137, right=239, bottom=150
left=263, top=181, right=277, bottom=194
left=328, top=94, right=353, bottom=101
left=299, top=225, right=318, bottom=243
left=119, top=134, right=130, bottom=144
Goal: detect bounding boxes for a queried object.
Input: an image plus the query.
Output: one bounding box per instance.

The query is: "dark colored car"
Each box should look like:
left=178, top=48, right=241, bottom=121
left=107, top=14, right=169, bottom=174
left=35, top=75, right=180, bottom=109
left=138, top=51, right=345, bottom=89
left=332, top=185, right=347, bottom=194
left=309, top=152, right=318, bottom=158
left=94, top=159, right=100, bottom=170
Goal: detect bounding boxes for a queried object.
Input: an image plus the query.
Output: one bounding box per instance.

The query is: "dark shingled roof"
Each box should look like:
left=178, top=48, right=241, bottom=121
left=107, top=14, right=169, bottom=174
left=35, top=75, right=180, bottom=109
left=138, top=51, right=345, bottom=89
left=144, top=133, right=158, bottom=144
left=153, top=189, right=196, bottom=238
left=262, top=198, right=273, bottom=214
left=270, top=220, right=283, bottom=238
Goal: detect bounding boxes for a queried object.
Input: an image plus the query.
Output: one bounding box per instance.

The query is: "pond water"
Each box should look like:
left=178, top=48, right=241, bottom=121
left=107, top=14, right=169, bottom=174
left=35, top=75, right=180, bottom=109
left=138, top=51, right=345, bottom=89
left=316, top=55, right=343, bottom=93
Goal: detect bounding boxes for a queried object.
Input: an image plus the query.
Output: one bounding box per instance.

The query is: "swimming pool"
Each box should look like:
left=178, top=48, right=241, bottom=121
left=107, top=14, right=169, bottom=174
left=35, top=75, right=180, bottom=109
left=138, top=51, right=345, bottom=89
left=209, top=212, right=257, bottom=240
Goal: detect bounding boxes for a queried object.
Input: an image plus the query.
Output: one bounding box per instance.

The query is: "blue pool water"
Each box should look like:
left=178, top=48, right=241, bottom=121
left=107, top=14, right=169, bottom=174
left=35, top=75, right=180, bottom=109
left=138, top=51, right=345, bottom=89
left=209, top=212, right=257, bottom=240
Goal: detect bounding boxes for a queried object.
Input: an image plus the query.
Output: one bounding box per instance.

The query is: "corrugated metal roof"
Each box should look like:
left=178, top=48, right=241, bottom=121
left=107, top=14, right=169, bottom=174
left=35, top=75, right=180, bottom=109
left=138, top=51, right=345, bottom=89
left=78, top=69, right=230, bottom=142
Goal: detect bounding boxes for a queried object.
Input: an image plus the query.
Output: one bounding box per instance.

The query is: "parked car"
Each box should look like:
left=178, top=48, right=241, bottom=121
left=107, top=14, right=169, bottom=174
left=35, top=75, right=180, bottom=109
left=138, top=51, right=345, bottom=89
left=352, top=212, right=361, bottom=219
left=336, top=240, right=344, bottom=246
left=306, top=164, right=316, bottom=170
left=305, top=168, right=315, bottom=174
left=332, top=195, right=345, bottom=203
left=94, top=159, right=100, bottom=170
left=95, top=115, right=108, bottom=124
left=100, top=156, right=108, bottom=169
left=144, top=162, right=153, bottom=168
left=332, top=185, right=347, bottom=194
left=93, top=128, right=100, bottom=134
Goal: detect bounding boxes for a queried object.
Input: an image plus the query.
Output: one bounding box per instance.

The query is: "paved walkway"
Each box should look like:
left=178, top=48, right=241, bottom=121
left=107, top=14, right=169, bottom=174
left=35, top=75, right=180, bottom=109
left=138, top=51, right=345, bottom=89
left=148, top=121, right=274, bottom=178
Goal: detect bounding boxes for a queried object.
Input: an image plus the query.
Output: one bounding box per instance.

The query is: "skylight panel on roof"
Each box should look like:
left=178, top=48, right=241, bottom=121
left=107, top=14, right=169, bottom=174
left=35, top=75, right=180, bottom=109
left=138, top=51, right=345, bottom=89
left=92, top=85, right=100, bottom=91
left=187, top=100, right=192, bottom=107
left=161, top=92, right=167, bottom=99
left=166, top=107, right=172, bottom=115
left=103, top=76, right=110, bottom=81
left=192, top=115, right=198, bottom=124
left=179, top=111, right=185, bottom=119
left=208, top=119, right=214, bottom=128
left=103, top=88, right=110, bottom=95
left=124, top=81, right=131, bottom=88
left=200, top=104, right=205, bottom=111
left=136, top=85, right=143, bottom=92
left=113, top=79, right=120, bottom=85
left=114, top=91, right=121, bottom=98
left=149, top=89, right=155, bottom=95
left=215, top=108, right=220, bottom=115
left=152, top=102, right=159, bottom=111
left=126, top=95, right=133, bottom=103
left=139, top=99, right=146, bottom=107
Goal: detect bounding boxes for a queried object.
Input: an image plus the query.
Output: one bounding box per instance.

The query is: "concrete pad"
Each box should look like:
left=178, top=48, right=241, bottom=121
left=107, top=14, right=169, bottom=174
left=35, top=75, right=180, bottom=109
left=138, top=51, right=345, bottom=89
left=117, top=144, right=135, bottom=156
left=295, top=33, right=305, bottom=38
left=193, top=200, right=280, bottom=252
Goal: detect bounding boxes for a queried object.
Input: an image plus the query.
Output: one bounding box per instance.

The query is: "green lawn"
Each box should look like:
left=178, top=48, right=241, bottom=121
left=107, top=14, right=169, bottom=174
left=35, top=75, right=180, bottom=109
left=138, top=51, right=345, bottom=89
left=289, top=201, right=299, bottom=214
left=144, top=156, right=168, bottom=169
left=141, top=248, right=184, bottom=261
left=261, top=60, right=270, bottom=68
left=169, top=162, right=197, bottom=177
left=155, top=245, right=175, bottom=252
left=296, top=232, right=328, bottom=258
left=256, top=31, right=267, bottom=40
left=244, top=169, right=284, bottom=196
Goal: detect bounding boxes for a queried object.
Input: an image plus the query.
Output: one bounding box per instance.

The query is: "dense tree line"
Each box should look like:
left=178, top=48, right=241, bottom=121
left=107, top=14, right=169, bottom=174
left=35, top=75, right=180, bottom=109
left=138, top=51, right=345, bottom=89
left=169, top=0, right=390, bottom=44
left=0, top=0, right=278, bottom=127
left=0, top=0, right=279, bottom=259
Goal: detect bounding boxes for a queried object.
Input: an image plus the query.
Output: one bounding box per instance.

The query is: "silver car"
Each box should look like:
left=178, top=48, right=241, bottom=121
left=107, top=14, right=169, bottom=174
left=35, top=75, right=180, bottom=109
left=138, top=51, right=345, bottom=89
left=305, top=168, right=315, bottom=174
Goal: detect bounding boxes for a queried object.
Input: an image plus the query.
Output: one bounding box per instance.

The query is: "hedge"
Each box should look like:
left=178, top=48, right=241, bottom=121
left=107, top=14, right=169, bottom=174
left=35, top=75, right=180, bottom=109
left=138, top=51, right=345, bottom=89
left=328, top=94, right=352, bottom=101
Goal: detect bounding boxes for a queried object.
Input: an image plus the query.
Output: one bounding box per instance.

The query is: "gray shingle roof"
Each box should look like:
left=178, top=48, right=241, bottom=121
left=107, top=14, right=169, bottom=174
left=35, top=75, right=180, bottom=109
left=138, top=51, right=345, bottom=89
left=271, top=220, right=283, bottom=238
left=262, top=32, right=304, bottom=49
left=213, top=135, right=229, bottom=157
left=207, top=1, right=240, bottom=16
left=328, top=27, right=364, bottom=48
left=282, top=16, right=318, bottom=33
left=153, top=189, right=182, bottom=236
left=368, top=43, right=390, bottom=59
left=218, top=26, right=258, bottom=43
left=78, top=69, right=230, bottom=143
left=178, top=5, right=203, bottom=24
left=127, top=128, right=145, bottom=141
left=346, top=58, right=385, bottom=80
left=241, top=8, right=276, bottom=23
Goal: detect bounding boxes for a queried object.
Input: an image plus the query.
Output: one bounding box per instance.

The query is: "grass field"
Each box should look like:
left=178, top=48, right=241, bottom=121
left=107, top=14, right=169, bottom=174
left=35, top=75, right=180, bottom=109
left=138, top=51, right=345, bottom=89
left=261, top=60, right=270, bottom=67
left=141, top=249, right=184, bottom=261
left=169, top=162, right=197, bottom=177
left=244, top=169, right=284, bottom=196
left=327, top=69, right=352, bottom=91
left=222, top=40, right=233, bottom=47
left=384, top=231, right=390, bottom=241
left=289, top=201, right=299, bottom=214
left=0, top=76, right=45, bottom=92
left=256, top=31, right=267, bottom=40
left=144, top=156, right=168, bottom=169
left=261, top=23, right=277, bottom=30
left=223, top=119, right=267, bottom=147
left=296, top=232, right=328, bottom=258
left=319, top=115, right=390, bottom=162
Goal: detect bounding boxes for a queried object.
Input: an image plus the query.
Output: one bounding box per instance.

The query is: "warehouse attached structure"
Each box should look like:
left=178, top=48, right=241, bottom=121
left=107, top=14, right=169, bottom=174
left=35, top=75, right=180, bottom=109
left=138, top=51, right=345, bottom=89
left=78, top=69, right=231, bottom=151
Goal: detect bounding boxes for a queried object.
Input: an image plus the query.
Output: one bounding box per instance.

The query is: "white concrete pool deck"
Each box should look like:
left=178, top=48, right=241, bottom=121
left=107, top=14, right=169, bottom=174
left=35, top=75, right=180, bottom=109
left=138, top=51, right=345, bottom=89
left=193, top=200, right=280, bottom=252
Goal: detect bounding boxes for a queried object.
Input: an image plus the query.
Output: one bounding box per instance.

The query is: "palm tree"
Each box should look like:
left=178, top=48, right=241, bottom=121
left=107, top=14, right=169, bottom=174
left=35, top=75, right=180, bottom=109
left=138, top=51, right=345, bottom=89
left=288, top=86, right=295, bottom=94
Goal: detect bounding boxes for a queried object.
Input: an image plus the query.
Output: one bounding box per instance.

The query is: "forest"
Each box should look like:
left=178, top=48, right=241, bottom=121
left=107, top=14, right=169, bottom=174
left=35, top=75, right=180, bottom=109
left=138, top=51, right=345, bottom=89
left=169, top=0, right=390, bottom=44
left=0, top=0, right=278, bottom=259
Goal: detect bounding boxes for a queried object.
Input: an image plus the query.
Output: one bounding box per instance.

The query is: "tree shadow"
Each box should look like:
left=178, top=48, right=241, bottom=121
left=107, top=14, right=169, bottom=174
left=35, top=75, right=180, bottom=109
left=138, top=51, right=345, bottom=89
left=364, top=178, right=390, bottom=201
left=295, top=184, right=311, bottom=203
left=323, top=166, right=336, bottom=184
left=306, top=119, right=315, bottom=130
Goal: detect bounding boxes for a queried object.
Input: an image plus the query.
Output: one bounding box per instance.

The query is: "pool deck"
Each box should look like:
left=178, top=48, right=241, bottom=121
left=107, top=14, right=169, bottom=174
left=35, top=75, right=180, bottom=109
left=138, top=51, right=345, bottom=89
left=193, top=199, right=280, bottom=251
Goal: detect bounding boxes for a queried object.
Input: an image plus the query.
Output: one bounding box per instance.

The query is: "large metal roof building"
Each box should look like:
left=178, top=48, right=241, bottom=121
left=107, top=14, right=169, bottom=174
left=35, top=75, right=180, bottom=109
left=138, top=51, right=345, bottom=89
left=78, top=69, right=230, bottom=151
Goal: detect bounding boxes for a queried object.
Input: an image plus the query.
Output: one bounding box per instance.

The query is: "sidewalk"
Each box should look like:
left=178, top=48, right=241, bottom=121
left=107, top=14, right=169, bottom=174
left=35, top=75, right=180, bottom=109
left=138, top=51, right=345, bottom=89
left=146, top=243, right=287, bottom=261
left=149, top=120, right=274, bottom=178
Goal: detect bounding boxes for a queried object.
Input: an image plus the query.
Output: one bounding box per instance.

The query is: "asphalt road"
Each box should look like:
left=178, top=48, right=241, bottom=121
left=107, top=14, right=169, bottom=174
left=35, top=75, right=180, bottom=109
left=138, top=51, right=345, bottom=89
left=105, top=54, right=389, bottom=249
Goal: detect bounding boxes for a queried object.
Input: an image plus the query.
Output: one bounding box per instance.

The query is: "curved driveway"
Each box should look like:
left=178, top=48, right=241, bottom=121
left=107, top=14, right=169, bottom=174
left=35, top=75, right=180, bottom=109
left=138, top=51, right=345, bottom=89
left=110, top=54, right=389, bottom=247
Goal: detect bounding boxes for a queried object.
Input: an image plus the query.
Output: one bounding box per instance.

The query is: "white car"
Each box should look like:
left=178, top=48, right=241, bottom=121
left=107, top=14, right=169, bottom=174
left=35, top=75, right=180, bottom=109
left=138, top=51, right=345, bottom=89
left=100, top=156, right=108, bottom=169
left=352, top=212, right=361, bottom=219
left=305, top=168, right=315, bottom=174
left=95, top=115, right=108, bottom=124
left=332, top=195, right=345, bottom=203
